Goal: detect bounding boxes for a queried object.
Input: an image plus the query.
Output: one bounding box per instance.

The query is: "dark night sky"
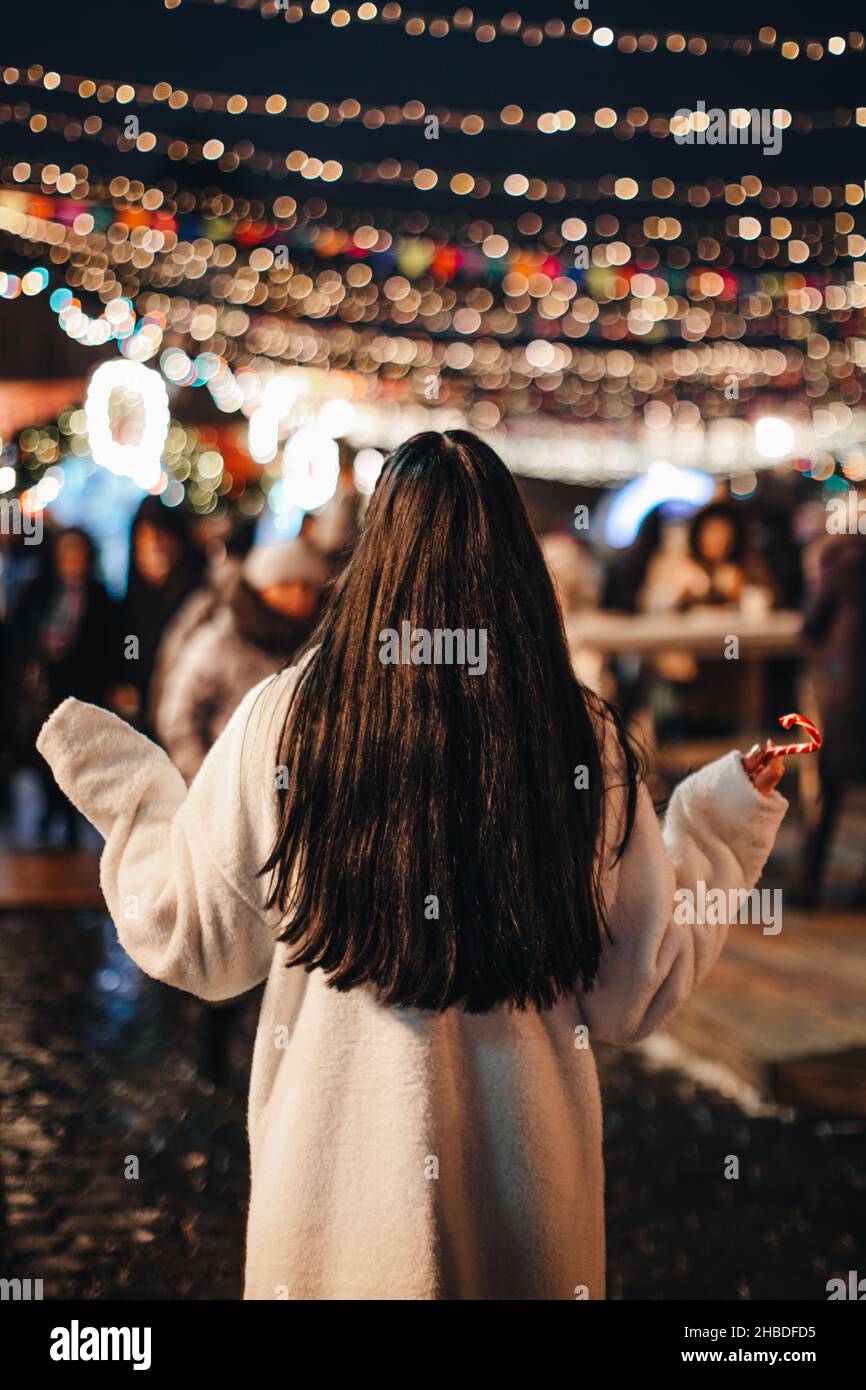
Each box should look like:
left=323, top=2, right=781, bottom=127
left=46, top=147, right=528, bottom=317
left=4, top=0, right=866, bottom=202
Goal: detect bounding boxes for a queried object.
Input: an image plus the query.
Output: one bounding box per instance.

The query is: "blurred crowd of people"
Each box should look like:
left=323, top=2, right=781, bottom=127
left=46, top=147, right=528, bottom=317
left=541, top=483, right=866, bottom=903
left=1, top=469, right=865, bottom=905
left=0, top=474, right=362, bottom=841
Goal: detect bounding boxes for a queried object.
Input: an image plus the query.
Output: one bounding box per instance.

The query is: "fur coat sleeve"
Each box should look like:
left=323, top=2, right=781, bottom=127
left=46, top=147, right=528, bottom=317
left=36, top=675, right=787, bottom=1032
left=578, top=737, right=787, bottom=1045
left=37, top=675, right=287, bottom=1001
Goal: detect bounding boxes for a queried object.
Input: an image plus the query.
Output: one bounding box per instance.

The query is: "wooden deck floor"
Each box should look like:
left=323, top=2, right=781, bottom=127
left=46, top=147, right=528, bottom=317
left=0, top=850, right=103, bottom=911
left=666, top=910, right=866, bottom=1115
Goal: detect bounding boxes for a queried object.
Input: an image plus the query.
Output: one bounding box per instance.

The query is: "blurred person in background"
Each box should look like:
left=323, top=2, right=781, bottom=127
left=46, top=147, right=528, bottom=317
left=12, top=527, right=117, bottom=842
left=797, top=526, right=866, bottom=905
left=540, top=531, right=605, bottom=693
left=643, top=502, right=776, bottom=614
left=114, top=497, right=204, bottom=734
left=639, top=504, right=777, bottom=740
left=600, top=508, right=665, bottom=720
left=156, top=536, right=327, bottom=785
left=151, top=515, right=257, bottom=720
left=602, top=507, right=664, bottom=615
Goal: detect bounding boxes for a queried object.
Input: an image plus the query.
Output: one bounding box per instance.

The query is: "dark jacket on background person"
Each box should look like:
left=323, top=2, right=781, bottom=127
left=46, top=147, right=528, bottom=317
left=147, top=549, right=246, bottom=735
left=155, top=576, right=318, bottom=783
left=803, top=534, right=866, bottom=783
left=119, top=498, right=204, bottom=732
left=11, top=571, right=118, bottom=752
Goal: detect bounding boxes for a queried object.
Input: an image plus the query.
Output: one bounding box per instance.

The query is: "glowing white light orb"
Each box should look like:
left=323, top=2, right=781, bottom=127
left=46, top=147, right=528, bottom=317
left=248, top=374, right=308, bottom=463
left=353, top=448, right=384, bottom=496
left=317, top=398, right=356, bottom=438
left=36, top=475, right=61, bottom=503
left=248, top=409, right=279, bottom=465
left=262, top=374, right=306, bottom=416
left=755, top=416, right=795, bottom=460
left=281, top=427, right=340, bottom=512
left=85, top=360, right=169, bottom=490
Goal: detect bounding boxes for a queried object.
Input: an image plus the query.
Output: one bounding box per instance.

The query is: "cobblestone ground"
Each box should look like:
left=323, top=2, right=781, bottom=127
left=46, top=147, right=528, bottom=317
left=1, top=908, right=864, bottom=1300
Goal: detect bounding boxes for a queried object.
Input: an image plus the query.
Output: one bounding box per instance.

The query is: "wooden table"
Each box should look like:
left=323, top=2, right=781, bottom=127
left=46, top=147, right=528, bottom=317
left=569, top=607, right=804, bottom=658
left=666, top=909, right=866, bottom=1115
left=569, top=608, right=806, bottom=740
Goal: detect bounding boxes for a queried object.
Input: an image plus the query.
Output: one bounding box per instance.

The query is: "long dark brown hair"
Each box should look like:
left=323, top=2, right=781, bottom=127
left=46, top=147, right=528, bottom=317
left=261, top=430, right=640, bottom=1013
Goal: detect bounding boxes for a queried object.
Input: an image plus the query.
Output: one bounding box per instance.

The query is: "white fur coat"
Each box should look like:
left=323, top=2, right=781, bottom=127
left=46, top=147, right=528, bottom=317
left=37, top=667, right=787, bottom=1300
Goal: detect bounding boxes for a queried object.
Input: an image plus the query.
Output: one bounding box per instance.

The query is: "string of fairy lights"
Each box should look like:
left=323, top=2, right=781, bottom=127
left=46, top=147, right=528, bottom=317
left=10, top=285, right=866, bottom=503
left=6, top=64, right=866, bottom=141
left=7, top=136, right=866, bottom=223
left=1, top=3, right=865, bottom=514
left=4, top=164, right=864, bottom=278
left=3, top=96, right=866, bottom=229
left=6, top=237, right=866, bottom=517
left=5, top=188, right=866, bottom=443
left=9, top=282, right=866, bottom=524
left=4, top=181, right=866, bottom=348
left=164, top=0, right=866, bottom=64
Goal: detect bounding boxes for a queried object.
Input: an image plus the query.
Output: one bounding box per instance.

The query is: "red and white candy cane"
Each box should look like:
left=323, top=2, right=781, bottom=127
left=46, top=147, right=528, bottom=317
left=759, top=712, right=822, bottom=766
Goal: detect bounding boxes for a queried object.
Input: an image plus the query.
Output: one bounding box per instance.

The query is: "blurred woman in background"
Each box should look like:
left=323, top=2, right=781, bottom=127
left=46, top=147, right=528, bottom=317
left=13, top=527, right=116, bottom=842
left=115, top=497, right=204, bottom=734
left=640, top=503, right=777, bottom=740
left=643, top=502, right=776, bottom=614
left=157, top=537, right=327, bottom=784
left=151, top=516, right=258, bottom=730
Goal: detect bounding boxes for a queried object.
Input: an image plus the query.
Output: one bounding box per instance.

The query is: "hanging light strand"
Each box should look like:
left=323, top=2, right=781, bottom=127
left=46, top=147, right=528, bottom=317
left=3, top=98, right=866, bottom=221
left=5, top=63, right=862, bottom=141
left=4, top=188, right=866, bottom=362
left=164, top=0, right=865, bottom=64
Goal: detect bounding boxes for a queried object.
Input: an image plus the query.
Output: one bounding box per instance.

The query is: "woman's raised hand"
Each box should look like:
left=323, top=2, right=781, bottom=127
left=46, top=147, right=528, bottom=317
left=742, top=743, right=786, bottom=798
